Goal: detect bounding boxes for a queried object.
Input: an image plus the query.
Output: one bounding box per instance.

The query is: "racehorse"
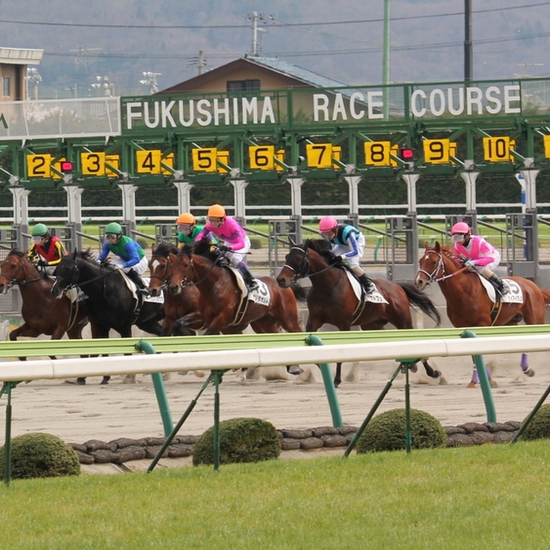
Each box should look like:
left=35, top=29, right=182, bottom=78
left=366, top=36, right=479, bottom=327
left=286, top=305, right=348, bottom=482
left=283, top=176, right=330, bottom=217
left=0, top=247, right=89, bottom=344
left=51, top=249, right=165, bottom=384
left=415, top=241, right=550, bottom=383
left=148, top=242, right=204, bottom=336
left=276, top=239, right=443, bottom=387
left=169, top=239, right=307, bottom=362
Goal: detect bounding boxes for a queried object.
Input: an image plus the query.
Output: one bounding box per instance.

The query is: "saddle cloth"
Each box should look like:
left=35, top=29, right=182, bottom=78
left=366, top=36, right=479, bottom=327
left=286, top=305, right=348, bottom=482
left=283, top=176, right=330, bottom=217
left=227, top=267, right=270, bottom=306
left=345, top=271, right=388, bottom=304
left=120, top=274, right=164, bottom=304
left=477, top=273, right=523, bottom=304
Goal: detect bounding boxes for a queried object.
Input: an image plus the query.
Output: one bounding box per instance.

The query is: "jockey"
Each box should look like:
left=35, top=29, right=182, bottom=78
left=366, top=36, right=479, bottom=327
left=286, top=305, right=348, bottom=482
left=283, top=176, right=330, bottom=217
left=27, top=223, right=67, bottom=275
left=194, top=204, right=258, bottom=291
left=451, top=222, right=508, bottom=295
left=176, top=212, right=204, bottom=247
left=98, top=222, right=149, bottom=295
left=318, top=216, right=374, bottom=293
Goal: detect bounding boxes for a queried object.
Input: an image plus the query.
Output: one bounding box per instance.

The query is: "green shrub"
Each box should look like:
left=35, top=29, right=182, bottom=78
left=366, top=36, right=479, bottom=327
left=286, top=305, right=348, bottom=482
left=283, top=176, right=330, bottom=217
left=193, top=417, right=281, bottom=466
left=0, top=433, right=81, bottom=479
left=249, top=237, right=262, bottom=249
left=519, top=404, right=550, bottom=441
left=356, top=408, right=446, bottom=453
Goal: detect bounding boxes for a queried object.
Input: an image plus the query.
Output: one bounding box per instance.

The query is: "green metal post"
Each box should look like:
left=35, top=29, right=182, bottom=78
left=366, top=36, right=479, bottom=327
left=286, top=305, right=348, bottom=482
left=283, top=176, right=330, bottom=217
left=305, top=334, right=343, bottom=427
left=344, top=363, right=402, bottom=457
left=511, top=384, right=550, bottom=444
left=461, top=330, right=497, bottom=422
left=213, top=370, right=221, bottom=471
left=3, top=383, right=13, bottom=486
left=404, top=364, right=412, bottom=454
left=135, top=340, right=173, bottom=436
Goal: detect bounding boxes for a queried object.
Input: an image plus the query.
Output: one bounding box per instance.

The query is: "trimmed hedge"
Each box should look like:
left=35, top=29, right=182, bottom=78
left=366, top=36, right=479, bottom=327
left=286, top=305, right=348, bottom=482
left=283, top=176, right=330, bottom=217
left=0, top=432, right=81, bottom=479
left=519, top=404, right=550, bottom=441
left=193, top=417, right=281, bottom=466
left=356, top=408, right=446, bottom=453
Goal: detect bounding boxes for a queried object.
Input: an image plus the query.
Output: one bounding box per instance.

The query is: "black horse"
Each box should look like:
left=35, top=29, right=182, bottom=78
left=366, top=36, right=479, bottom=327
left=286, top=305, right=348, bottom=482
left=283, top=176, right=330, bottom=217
left=51, top=249, right=165, bottom=384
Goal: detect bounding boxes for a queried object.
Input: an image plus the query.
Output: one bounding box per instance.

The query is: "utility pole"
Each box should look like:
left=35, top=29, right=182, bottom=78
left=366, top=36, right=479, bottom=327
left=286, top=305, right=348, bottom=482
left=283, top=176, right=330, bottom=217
left=246, top=12, right=274, bottom=57
left=464, top=0, right=473, bottom=82
left=382, top=0, right=390, bottom=121
left=188, top=51, right=207, bottom=75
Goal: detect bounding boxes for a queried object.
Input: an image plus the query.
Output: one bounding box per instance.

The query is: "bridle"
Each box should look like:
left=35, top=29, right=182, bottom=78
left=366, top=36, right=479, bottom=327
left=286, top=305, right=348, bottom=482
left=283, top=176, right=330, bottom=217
left=417, top=249, right=468, bottom=284
left=178, top=251, right=225, bottom=287
left=0, top=255, right=42, bottom=289
left=54, top=257, right=118, bottom=292
left=149, top=254, right=173, bottom=290
left=282, top=245, right=337, bottom=282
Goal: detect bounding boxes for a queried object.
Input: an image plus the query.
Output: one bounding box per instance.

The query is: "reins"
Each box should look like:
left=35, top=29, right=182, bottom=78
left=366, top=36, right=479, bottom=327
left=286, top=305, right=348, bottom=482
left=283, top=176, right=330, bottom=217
left=0, top=256, right=44, bottom=288
left=179, top=252, right=225, bottom=287
left=417, top=249, right=469, bottom=284
left=283, top=245, right=340, bottom=281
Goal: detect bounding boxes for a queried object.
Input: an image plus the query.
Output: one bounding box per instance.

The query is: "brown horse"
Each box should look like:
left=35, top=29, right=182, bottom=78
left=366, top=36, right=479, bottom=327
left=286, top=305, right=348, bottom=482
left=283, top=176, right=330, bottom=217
left=0, top=247, right=89, bottom=343
left=414, top=241, right=550, bottom=382
left=148, top=242, right=204, bottom=336
left=169, top=239, right=307, bottom=338
left=276, top=239, right=442, bottom=387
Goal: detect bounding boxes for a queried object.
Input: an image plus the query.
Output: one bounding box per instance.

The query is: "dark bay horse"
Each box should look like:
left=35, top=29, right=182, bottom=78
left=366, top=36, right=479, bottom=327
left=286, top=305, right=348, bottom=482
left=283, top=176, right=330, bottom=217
left=415, top=241, right=550, bottom=383
left=51, top=249, right=165, bottom=383
left=276, top=239, right=442, bottom=387
left=0, top=247, right=89, bottom=343
left=148, top=242, right=204, bottom=336
left=169, top=239, right=307, bottom=338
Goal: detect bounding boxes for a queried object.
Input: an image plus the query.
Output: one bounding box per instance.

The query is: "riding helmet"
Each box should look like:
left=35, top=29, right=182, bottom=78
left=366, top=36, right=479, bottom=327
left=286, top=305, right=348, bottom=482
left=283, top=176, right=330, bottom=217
left=32, top=223, right=49, bottom=237
left=177, top=213, right=196, bottom=225
left=451, top=222, right=471, bottom=235
left=208, top=204, right=226, bottom=218
left=105, top=222, right=123, bottom=234
left=319, top=216, right=339, bottom=233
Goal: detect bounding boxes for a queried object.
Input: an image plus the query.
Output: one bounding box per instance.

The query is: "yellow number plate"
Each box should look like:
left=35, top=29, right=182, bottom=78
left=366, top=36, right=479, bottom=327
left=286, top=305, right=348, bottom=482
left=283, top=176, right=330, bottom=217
left=364, top=141, right=392, bottom=166
left=81, top=152, right=106, bottom=176
left=306, top=143, right=333, bottom=168
left=192, top=148, right=217, bottom=172
left=27, top=154, right=52, bottom=178
left=423, top=139, right=451, bottom=164
left=483, top=137, right=511, bottom=162
left=543, top=135, right=550, bottom=159
left=136, top=150, right=162, bottom=173
left=249, top=145, right=275, bottom=170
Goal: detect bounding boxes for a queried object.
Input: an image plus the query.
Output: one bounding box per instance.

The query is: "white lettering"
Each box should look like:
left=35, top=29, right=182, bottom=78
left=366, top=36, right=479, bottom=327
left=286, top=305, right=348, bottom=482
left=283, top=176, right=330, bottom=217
left=504, top=85, right=521, bottom=113
left=429, top=89, right=446, bottom=117
left=410, top=90, right=427, bottom=117
left=160, top=101, right=176, bottom=128
left=466, top=87, right=483, bottom=115
left=313, top=94, right=330, bottom=122
left=260, top=97, right=275, bottom=124
left=196, top=99, right=212, bottom=126
left=367, top=91, right=383, bottom=119
left=242, top=97, right=258, bottom=124
left=332, top=93, right=347, bottom=120
left=143, top=102, right=160, bottom=128
left=213, top=98, right=230, bottom=126
left=126, top=102, right=142, bottom=130
left=447, top=88, right=464, bottom=115
left=485, top=86, right=502, bottom=114
left=349, top=92, right=365, bottom=119
left=233, top=97, right=239, bottom=125
left=179, top=100, right=194, bottom=127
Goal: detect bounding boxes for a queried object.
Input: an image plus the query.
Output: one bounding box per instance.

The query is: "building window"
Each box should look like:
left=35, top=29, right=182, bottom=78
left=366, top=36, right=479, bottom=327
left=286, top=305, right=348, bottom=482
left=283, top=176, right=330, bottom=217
left=227, top=79, right=260, bottom=92
left=2, top=76, right=11, bottom=98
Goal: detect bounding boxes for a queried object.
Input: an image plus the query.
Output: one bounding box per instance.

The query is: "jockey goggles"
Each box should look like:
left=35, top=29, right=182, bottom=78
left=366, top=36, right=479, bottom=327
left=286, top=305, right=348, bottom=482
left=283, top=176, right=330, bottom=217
left=105, top=233, right=119, bottom=240
left=32, top=236, right=44, bottom=244
left=177, top=224, right=192, bottom=233
left=451, top=233, right=467, bottom=244
left=208, top=217, right=223, bottom=224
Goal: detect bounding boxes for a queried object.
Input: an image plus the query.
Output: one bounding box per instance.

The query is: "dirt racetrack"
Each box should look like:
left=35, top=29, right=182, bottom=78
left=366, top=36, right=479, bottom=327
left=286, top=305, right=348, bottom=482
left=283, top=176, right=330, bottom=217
left=1, top=351, right=548, bottom=447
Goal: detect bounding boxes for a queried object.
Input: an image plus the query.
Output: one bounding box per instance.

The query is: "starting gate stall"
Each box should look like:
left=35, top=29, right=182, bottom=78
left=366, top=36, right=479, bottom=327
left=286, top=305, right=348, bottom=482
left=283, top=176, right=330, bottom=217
left=385, top=214, right=418, bottom=281
left=506, top=210, right=538, bottom=280
left=268, top=218, right=301, bottom=276
left=155, top=223, right=178, bottom=245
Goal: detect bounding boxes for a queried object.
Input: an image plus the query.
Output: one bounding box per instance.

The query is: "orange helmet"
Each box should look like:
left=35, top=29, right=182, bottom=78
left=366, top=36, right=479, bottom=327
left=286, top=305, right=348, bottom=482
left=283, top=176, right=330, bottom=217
left=208, top=204, right=226, bottom=218
left=177, top=213, right=196, bottom=225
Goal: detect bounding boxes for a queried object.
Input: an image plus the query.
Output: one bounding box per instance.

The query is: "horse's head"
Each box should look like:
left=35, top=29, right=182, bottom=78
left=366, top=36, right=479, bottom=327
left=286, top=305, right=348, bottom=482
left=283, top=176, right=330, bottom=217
left=415, top=241, right=458, bottom=290
left=148, top=241, right=179, bottom=297
left=168, top=245, right=194, bottom=295
left=0, top=248, right=39, bottom=294
left=276, top=242, right=309, bottom=288
left=51, top=250, right=80, bottom=299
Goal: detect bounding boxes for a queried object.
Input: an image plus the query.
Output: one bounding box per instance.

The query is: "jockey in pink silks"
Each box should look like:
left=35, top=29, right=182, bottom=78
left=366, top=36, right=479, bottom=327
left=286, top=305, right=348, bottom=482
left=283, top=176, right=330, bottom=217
left=194, top=203, right=258, bottom=290
left=451, top=221, right=508, bottom=295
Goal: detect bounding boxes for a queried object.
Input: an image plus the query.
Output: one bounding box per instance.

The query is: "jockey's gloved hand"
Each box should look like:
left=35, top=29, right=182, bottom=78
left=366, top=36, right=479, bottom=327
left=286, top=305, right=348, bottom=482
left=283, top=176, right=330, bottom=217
left=218, top=245, right=231, bottom=253
left=37, top=260, right=47, bottom=267
left=465, top=259, right=476, bottom=267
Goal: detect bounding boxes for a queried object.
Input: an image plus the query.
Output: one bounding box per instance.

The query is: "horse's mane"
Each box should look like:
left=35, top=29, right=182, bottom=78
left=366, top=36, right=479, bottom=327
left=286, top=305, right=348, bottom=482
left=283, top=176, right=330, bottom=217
left=192, top=236, right=219, bottom=263
left=73, top=248, right=98, bottom=262
left=8, top=246, right=25, bottom=258
left=154, top=241, right=179, bottom=257
left=306, top=238, right=336, bottom=264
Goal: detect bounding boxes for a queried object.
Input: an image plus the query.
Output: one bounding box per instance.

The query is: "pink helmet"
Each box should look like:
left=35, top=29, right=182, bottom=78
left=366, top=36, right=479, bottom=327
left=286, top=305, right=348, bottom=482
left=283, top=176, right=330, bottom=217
left=319, top=216, right=339, bottom=233
left=451, top=222, right=471, bottom=235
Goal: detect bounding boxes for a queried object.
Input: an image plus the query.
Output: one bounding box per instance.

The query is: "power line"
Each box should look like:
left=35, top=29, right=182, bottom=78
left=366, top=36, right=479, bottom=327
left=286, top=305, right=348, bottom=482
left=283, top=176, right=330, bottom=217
left=0, top=2, right=549, bottom=30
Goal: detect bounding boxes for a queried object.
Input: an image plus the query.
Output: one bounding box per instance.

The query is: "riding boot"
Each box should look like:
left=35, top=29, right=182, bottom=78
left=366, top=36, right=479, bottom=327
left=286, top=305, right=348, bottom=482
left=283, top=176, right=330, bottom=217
left=127, top=269, right=149, bottom=296
left=358, top=274, right=375, bottom=294
left=238, top=264, right=258, bottom=291
left=489, top=274, right=508, bottom=295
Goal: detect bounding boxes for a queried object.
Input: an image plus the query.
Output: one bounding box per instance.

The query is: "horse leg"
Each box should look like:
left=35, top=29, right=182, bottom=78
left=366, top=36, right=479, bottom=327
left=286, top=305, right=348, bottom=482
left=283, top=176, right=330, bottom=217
left=420, top=359, right=441, bottom=380
left=467, top=360, right=497, bottom=388
left=520, top=353, right=535, bottom=377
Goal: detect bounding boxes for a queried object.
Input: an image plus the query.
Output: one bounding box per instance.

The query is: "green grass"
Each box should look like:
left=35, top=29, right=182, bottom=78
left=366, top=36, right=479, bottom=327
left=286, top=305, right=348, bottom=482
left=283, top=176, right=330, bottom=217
left=1, top=441, right=550, bottom=549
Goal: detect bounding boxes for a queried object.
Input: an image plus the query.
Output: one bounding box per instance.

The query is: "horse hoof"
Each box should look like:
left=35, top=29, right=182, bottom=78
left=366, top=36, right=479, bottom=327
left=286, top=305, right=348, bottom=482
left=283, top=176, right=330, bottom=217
left=526, top=368, right=535, bottom=378
left=76, top=378, right=86, bottom=385
left=467, top=381, right=476, bottom=388
left=100, top=376, right=110, bottom=385
left=490, top=379, right=498, bottom=388
left=287, top=365, right=303, bottom=375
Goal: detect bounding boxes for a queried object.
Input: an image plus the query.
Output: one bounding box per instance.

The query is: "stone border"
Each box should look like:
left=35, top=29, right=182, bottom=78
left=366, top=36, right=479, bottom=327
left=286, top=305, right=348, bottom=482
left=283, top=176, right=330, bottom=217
left=69, top=421, right=522, bottom=465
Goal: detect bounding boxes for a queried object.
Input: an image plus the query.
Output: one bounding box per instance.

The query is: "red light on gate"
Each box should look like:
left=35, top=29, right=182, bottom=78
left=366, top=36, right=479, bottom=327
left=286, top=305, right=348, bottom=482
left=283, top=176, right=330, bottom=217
left=60, top=161, right=73, bottom=172
left=399, top=148, right=414, bottom=161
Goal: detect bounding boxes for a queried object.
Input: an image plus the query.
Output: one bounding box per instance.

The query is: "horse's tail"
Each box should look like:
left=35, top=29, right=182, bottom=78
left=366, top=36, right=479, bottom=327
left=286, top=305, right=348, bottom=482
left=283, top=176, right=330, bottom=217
left=289, top=282, right=308, bottom=303
left=397, top=281, right=442, bottom=327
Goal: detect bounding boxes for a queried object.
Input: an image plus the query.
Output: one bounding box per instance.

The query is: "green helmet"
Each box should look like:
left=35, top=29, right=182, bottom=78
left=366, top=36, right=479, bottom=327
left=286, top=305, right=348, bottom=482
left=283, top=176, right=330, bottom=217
left=32, top=223, right=48, bottom=237
left=105, top=222, right=123, bottom=235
